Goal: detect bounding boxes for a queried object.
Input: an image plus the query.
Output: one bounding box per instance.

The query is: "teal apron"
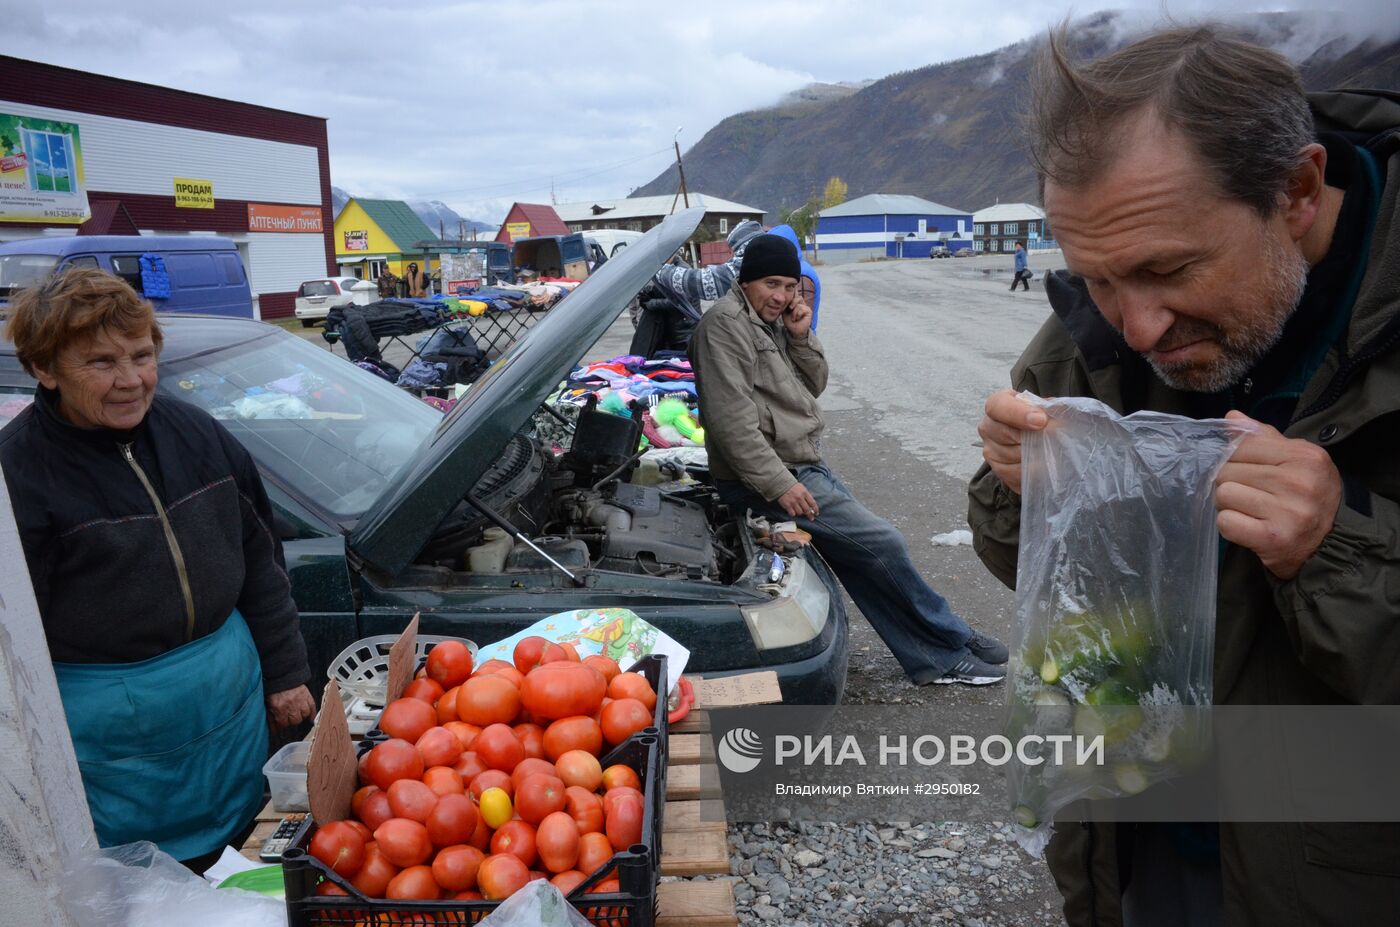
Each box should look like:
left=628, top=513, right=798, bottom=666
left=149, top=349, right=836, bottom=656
left=53, top=610, right=269, bottom=860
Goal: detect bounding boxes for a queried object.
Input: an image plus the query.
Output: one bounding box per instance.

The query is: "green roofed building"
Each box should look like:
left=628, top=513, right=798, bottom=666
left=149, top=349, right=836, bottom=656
left=333, top=197, right=438, bottom=280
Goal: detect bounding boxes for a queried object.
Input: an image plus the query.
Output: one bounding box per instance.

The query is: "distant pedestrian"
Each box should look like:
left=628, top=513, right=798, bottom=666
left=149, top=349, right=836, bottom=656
left=1010, top=240, right=1031, bottom=291
left=376, top=267, right=398, bottom=299
left=404, top=262, right=428, bottom=298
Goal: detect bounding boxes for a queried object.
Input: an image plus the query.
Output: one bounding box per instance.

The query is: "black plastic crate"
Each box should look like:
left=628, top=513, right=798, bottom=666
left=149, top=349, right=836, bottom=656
left=283, top=659, right=670, bottom=926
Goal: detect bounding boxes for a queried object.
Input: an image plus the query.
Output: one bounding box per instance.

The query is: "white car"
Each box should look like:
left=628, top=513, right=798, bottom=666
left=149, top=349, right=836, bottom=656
left=583, top=229, right=644, bottom=258
left=294, top=276, right=363, bottom=327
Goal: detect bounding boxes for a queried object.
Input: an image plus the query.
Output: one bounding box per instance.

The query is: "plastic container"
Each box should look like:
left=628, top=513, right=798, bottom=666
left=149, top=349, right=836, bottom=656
left=262, top=741, right=311, bottom=812
left=282, top=733, right=667, bottom=926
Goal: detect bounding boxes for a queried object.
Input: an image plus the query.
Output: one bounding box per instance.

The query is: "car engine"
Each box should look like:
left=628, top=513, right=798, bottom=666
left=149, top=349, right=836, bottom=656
left=552, top=481, right=717, bottom=579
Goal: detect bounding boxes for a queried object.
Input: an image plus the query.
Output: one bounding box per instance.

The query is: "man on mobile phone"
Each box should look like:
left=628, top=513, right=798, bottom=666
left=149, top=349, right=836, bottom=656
left=691, top=234, right=1008, bottom=687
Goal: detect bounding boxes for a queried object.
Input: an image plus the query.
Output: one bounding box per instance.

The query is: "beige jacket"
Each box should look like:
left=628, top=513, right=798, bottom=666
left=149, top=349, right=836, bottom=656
left=690, top=287, right=828, bottom=501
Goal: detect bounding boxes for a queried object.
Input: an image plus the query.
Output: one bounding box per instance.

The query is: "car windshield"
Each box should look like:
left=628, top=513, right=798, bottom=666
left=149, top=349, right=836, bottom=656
left=0, top=254, right=59, bottom=295
left=159, top=333, right=439, bottom=519
left=300, top=280, right=339, bottom=297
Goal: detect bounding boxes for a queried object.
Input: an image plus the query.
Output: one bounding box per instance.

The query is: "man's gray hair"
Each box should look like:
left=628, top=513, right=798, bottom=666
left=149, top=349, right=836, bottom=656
left=1028, top=23, right=1315, bottom=216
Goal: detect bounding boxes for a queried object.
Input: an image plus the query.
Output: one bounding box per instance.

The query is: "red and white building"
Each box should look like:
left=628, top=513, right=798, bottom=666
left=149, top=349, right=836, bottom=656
left=0, top=56, right=335, bottom=319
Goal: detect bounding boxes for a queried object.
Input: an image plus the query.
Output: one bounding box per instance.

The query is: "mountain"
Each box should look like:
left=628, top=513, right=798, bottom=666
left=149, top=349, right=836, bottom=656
left=329, top=185, right=493, bottom=237
left=631, top=12, right=1400, bottom=217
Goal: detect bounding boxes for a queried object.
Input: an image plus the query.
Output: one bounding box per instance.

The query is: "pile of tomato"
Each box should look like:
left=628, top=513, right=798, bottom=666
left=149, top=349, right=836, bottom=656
left=307, top=636, right=660, bottom=909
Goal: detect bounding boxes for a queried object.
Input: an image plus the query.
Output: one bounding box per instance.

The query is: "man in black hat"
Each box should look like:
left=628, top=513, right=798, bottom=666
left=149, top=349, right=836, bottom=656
left=690, top=234, right=1008, bottom=686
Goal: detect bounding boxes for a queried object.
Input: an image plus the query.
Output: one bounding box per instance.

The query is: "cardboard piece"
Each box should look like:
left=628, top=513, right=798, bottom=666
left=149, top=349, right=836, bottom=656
left=690, top=671, right=782, bottom=709
left=306, top=678, right=357, bottom=826
left=385, top=612, right=420, bottom=705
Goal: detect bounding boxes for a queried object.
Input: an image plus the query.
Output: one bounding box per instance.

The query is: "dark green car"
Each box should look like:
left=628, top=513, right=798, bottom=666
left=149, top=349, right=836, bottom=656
left=0, top=211, right=848, bottom=704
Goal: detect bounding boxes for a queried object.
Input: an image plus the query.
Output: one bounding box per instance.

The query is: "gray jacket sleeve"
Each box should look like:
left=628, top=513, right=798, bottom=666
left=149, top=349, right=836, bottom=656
left=691, top=315, right=799, bottom=502
left=786, top=331, right=828, bottom=398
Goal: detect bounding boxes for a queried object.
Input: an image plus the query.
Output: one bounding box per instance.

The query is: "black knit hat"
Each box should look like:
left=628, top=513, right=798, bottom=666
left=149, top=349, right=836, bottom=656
left=739, top=234, right=801, bottom=283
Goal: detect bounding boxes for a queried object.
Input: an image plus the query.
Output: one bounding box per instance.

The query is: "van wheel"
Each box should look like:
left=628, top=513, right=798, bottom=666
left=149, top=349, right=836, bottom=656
left=301, top=319, right=316, bottom=328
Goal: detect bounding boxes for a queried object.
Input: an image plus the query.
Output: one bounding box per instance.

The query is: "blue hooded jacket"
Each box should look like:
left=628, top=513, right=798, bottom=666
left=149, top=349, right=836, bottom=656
left=769, top=224, right=821, bottom=330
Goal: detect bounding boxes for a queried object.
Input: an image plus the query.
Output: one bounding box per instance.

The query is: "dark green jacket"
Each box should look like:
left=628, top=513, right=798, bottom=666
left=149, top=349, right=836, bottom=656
left=967, top=90, right=1400, bottom=927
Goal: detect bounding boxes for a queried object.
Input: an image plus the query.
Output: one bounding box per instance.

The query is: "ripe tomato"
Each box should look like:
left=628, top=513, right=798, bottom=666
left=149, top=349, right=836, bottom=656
left=373, top=818, right=433, bottom=868
left=477, top=853, right=529, bottom=901
left=475, top=661, right=525, bottom=688
left=358, top=749, right=374, bottom=787
left=315, top=880, right=348, bottom=896
left=436, top=685, right=461, bottom=724
left=582, top=654, right=621, bottom=683
left=490, top=819, right=539, bottom=868
left=607, top=673, right=657, bottom=711
left=379, top=698, right=437, bottom=743
left=539, top=641, right=580, bottom=665
left=555, top=750, right=603, bottom=791
left=515, top=773, right=566, bottom=825
left=600, top=698, right=653, bottom=745
left=431, top=844, right=485, bottom=892
left=536, top=811, right=581, bottom=873
left=401, top=677, right=445, bottom=705
left=426, top=792, right=479, bottom=847
left=543, top=716, right=603, bottom=761
left=350, top=843, right=400, bottom=897
left=520, top=663, right=607, bottom=721
left=357, top=789, right=394, bottom=831
left=351, top=785, right=380, bottom=819
left=443, top=721, right=480, bottom=752
left=576, top=831, right=615, bottom=877
left=344, top=820, right=372, bottom=843
left=477, top=786, right=514, bottom=829
left=415, top=727, right=462, bottom=769
left=511, top=757, right=559, bottom=791
left=604, top=793, right=643, bottom=851
left=386, top=864, right=441, bottom=900
left=564, top=786, right=604, bottom=835
left=469, top=769, right=514, bottom=801
left=468, top=805, right=493, bottom=851
left=601, top=786, right=643, bottom=817
left=473, top=658, right=515, bottom=676
left=387, top=779, right=439, bottom=823
left=422, top=765, right=466, bottom=797
left=365, top=739, right=425, bottom=791
left=454, top=751, right=488, bottom=784
left=474, top=723, right=526, bottom=772
left=456, top=675, right=522, bottom=727
left=512, top=722, right=546, bottom=760
left=452, top=889, right=484, bottom=900
left=550, top=869, right=588, bottom=895
left=426, top=640, right=474, bottom=689
left=310, top=820, right=366, bottom=877
left=513, top=636, right=550, bottom=675
left=601, top=764, right=642, bottom=792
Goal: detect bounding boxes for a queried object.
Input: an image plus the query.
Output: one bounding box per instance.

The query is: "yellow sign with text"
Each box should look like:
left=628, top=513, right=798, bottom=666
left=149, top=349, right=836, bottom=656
left=505, top=221, right=532, bottom=242
left=173, top=177, right=214, bottom=209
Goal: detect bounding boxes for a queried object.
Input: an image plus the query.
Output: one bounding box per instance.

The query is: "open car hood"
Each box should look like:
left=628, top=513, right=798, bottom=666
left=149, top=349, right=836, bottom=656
left=349, top=208, right=704, bottom=575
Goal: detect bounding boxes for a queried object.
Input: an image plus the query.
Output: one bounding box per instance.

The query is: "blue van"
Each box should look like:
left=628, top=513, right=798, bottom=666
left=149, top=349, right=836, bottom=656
left=0, top=236, right=254, bottom=318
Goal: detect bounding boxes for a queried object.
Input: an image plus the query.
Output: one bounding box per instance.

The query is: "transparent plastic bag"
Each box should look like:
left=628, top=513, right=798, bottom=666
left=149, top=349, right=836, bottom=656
left=477, top=879, right=593, bottom=927
left=61, top=841, right=285, bottom=927
left=1005, top=394, right=1251, bottom=855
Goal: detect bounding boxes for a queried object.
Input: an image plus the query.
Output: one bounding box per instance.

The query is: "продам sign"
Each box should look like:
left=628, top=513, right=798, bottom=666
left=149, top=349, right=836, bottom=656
left=247, top=203, right=324, bottom=233
left=173, top=177, right=215, bottom=209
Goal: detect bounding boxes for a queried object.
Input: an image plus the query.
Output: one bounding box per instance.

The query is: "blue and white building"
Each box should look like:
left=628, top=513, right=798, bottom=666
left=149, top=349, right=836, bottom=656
left=813, top=193, right=973, bottom=264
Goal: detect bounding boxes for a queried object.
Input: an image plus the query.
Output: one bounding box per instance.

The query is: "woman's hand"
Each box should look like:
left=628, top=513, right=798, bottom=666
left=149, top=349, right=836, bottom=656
left=266, top=684, right=316, bottom=730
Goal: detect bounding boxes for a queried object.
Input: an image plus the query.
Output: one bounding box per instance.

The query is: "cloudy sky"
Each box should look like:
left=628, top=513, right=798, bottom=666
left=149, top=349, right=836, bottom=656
left=3, top=2, right=1392, bottom=224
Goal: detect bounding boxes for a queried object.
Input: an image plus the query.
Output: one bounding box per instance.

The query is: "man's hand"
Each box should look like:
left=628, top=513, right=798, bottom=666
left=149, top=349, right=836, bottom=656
left=976, top=389, right=1048, bottom=495
left=266, top=684, right=316, bottom=730
left=778, top=481, right=820, bottom=519
left=1214, top=411, right=1342, bottom=581
left=783, top=294, right=813, bottom=339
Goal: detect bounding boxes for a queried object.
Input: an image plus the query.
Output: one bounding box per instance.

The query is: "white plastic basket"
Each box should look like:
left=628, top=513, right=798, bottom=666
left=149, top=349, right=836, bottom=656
left=327, top=633, right=478, bottom=705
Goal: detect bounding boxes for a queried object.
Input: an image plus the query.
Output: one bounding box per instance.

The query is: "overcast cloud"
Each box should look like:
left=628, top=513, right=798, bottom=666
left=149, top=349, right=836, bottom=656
left=3, top=1, right=1394, bottom=224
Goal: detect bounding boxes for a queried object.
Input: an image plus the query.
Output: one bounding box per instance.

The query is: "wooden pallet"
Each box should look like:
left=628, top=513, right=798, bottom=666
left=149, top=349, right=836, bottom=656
left=242, top=708, right=734, bottom=926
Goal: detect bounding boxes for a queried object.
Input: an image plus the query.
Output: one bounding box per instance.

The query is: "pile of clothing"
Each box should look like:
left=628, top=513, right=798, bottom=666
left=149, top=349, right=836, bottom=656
left=394, top=326, right=487, bottom=391
left=547, top=355, right=705, bottom=451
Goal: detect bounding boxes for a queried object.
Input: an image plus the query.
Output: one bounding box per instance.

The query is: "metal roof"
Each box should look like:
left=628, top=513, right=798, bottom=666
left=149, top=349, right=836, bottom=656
left=554, top=193, right=765, bottom=224
left=353, top=199, right=437, bottom=250
left=972, top=203, right=1046, bottom=223
left=819, top=193, right=969, bottom=218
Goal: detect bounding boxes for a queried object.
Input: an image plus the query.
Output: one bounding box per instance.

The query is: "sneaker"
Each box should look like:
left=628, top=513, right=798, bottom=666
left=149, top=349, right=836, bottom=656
left=966, top=630, right=1009, bottom=665
left=928, top=656, right=1007, bottom=686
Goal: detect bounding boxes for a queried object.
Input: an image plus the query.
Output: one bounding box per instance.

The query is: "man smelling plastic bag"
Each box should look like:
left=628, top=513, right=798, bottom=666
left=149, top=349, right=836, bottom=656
left=1005, top=393, right=1251, bottom=854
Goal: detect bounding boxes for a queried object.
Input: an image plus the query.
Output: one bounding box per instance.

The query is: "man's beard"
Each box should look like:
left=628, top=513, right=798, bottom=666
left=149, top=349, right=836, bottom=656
left=1147, top=232, right=1310, bottom=393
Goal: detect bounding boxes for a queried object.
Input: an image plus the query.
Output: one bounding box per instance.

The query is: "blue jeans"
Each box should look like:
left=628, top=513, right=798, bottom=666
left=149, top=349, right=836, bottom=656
left=718, top=462, right=973, bottom=682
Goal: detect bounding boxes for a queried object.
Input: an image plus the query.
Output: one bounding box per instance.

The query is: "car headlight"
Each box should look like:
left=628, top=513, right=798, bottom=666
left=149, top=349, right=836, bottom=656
left=739, top=556, right=830, bottom=650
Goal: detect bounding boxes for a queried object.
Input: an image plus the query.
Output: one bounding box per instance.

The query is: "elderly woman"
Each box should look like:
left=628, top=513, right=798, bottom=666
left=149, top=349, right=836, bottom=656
left=0, top=267, right=314, bottom=865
